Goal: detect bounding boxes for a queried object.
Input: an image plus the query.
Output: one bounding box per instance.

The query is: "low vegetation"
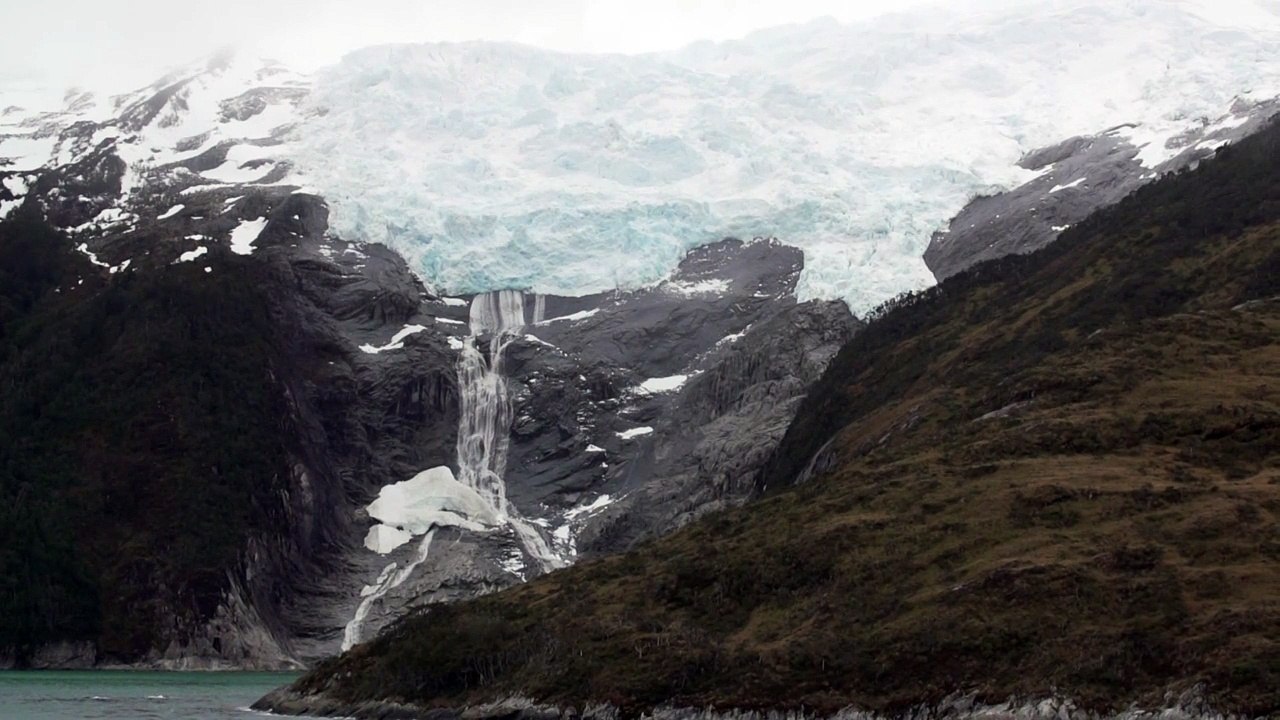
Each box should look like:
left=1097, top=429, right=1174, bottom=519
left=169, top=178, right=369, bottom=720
left=287, top=122, right=1280, bottom=714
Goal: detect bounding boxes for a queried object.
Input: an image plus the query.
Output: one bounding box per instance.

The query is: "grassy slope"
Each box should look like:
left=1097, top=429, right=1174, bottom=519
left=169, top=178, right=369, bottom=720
left=0, top=220, right=293, bottom=661
left=294, top=125, right=1279, bottom=714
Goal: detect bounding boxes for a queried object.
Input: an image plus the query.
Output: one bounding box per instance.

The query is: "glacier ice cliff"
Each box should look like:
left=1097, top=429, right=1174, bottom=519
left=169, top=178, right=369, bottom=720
left=282, top=0, right=1280, bottom=313
left=3, top=1, right=1279, bottom=313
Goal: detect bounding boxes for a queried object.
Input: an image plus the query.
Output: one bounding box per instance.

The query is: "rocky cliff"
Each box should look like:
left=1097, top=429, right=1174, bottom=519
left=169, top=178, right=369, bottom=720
left=924, top=96, right=1280, bottom=280
left=0, top=105, right=856, bottom=666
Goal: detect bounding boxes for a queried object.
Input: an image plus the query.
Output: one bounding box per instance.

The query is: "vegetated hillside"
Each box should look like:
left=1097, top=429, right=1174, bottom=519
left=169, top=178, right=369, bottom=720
left=0, top=218, right=294, bottom=664
left=270, top=120, right=1280, bottom=716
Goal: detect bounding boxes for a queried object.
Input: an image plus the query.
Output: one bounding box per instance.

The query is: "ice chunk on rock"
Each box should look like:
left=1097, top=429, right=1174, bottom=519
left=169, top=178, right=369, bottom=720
left=363, top=524, right=414, bottom=555
left=367, top=466, right=502, bottom=536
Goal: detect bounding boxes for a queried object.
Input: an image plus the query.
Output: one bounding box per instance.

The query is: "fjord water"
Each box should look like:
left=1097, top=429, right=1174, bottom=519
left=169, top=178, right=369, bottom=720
left=0, top=671, right=300, bottom=719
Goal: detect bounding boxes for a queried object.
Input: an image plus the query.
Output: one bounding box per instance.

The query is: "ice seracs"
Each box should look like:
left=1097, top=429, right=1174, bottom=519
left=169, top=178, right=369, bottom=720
left=363, top=524, right=413, bottom=555
left=344, top=466, right=504, bottom=649
left=5, top=3, right=1278, bottom=313
left=279, top=0, right=1280, bottom=313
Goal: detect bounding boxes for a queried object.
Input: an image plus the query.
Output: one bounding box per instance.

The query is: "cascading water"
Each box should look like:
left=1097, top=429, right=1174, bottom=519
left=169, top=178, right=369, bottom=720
left=341, top=290, right=562, bottom=651
left=457, top=290, right=562, bottom=569
left=342, top=529, right=438, bottom=650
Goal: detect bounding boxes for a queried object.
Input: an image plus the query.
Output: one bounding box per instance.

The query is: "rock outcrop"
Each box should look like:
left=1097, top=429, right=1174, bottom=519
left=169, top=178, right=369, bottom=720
left=924, top=97, right=1280, bottom=281
left=0, top=109, right=858, bottom=665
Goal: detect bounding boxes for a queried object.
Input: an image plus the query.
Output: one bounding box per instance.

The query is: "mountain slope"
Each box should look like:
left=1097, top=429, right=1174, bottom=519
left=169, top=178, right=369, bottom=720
left=258, top=120, right=1280, bottom=717
left=0, top=155, right=856, bottom=666
left=0, top=217, right=296, bottom=665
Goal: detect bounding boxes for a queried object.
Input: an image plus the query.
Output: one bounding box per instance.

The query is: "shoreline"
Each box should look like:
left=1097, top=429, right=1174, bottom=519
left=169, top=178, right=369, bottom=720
left=252, top=687, right=1251, bottom=720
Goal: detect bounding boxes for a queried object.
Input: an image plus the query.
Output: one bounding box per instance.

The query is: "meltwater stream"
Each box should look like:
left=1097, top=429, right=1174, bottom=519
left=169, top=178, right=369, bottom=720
left=341, top=290, right=564, bottom=651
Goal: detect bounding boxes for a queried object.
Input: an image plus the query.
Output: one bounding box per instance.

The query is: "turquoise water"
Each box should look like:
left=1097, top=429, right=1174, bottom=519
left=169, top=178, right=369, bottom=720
left=0, top=671, right=301, bottom=719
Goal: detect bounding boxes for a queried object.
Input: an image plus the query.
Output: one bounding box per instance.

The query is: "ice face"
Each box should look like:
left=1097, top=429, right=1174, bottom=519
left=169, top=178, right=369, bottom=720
left=5, top=2, right=1277, bottom=313
left=279, top=1, right=1280, bottom=314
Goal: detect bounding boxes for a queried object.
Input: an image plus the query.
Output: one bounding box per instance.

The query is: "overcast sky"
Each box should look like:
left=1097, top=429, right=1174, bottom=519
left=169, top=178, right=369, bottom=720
left=2, top=0, right=1277, bottom=96
left=0, top=0, right=946, bottom=92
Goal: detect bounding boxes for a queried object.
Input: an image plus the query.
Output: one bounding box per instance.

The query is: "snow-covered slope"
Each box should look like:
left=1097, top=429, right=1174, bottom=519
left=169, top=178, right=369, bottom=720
left=3, top=0, right=1280, bottom=313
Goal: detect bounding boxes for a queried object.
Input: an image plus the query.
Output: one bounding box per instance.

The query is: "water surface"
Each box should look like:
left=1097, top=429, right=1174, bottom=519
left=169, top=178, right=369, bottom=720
left=0, top=671, right=300, bottom=720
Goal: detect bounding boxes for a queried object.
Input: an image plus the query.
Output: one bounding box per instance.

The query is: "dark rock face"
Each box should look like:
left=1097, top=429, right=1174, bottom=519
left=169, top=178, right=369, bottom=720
left=1, top=126, right=858, bottom=666
left=497, top=238, right=861, bottom=552
left=924, top=97, right=1280, bottom=281
left=343, top=237, right=860, bottom=647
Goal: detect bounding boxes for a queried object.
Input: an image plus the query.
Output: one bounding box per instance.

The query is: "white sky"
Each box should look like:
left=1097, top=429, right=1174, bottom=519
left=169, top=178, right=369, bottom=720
left=1, top=0, right=1276, bottom=96
left=0, top=0, right=940, bottom=93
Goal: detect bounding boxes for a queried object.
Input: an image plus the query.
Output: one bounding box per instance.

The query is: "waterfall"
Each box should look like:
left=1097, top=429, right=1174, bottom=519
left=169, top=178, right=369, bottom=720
left=342, top=529, right=437, bottom=650
left=456, top=290, right=525, bottom=512
left=457, top=290, right=563, bottom=570
left=342, top=290, right=562, bottom=652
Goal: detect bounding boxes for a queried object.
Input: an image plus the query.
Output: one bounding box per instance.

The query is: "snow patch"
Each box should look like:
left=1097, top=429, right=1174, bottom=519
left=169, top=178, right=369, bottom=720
left=717, top=330, right=747, bottom=346
left=617, top=426, right=654, bottom=440
left=199, top=144, right=279, bottom=183
left=176, top=246, right=208, bottom=263
left=228, top=217, right=268, bottom=255
left=522, top=333, right=557, bottom=349
left=359, top=324, right=428, bottom=354
left=0, top=135, right=56, bottom=169
left=2, top=175, right=30, bottom=196
left=638, top=374, right=689, bottom=394
left=156, top=203, right=185, bottom=220
left=665, top=278, right=730, bottom=296
left=75, top=243, right=110, bottom=268
left=1048, top=178, right=1086, bottom=194
left=538, top=308, right=599, bottom=324
left=565, top=494, right=616, bottom=520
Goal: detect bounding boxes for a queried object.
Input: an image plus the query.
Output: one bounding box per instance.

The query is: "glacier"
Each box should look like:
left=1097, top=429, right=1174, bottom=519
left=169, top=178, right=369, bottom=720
left=284, top=0, right=1280, bottom=313
left=3, top=0, right=1280, bottom=313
